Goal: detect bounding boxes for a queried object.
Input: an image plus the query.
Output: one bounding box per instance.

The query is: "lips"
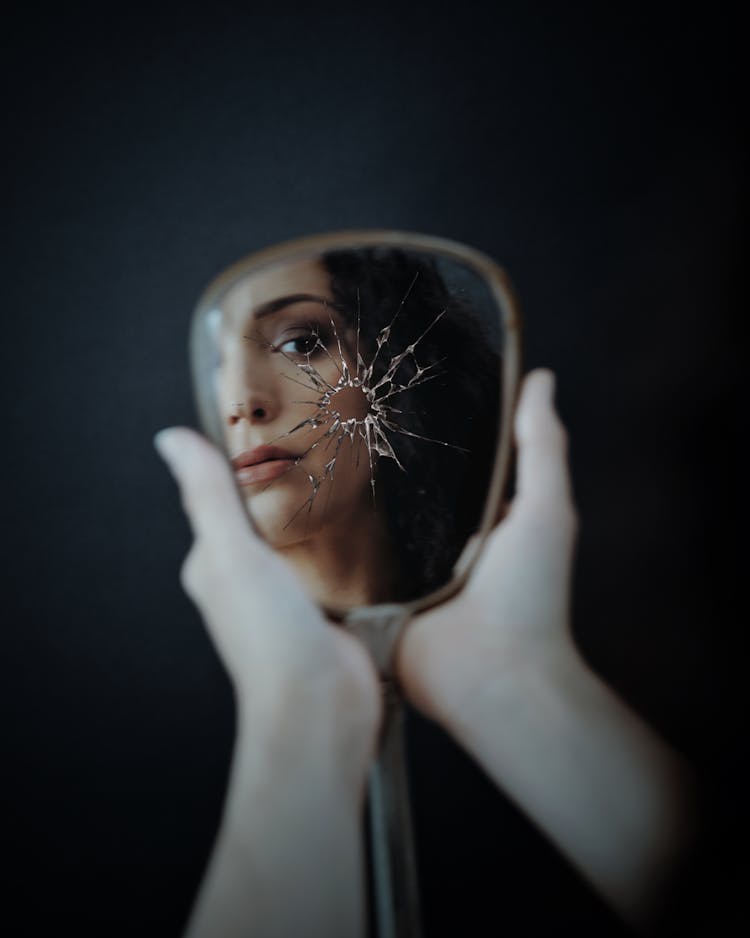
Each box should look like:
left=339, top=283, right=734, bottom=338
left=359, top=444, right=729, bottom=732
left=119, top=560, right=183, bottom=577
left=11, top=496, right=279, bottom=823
left=232, top=445, right=298, bottom=486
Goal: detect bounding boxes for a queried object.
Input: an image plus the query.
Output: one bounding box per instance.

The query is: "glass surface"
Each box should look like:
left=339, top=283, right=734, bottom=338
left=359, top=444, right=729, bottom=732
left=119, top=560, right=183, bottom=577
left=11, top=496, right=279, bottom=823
left=190, top=232, right=520, bottom=615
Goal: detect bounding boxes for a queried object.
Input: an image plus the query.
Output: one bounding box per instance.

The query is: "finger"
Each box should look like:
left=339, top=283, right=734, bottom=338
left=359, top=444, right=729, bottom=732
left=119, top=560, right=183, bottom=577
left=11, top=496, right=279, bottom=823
left=513, top=369, right=575, bottom=517
left=154, top=427, right=256, bottom=545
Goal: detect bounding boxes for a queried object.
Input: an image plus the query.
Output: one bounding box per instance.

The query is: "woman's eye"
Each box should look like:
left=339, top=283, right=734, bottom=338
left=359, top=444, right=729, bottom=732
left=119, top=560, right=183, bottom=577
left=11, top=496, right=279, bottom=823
left=277, top=331, right=324, bottom=357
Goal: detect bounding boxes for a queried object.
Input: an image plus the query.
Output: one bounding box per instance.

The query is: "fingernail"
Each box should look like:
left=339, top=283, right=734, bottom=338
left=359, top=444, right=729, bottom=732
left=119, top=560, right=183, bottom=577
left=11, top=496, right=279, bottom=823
left=153, top=428, right=181, bottom=466
left=535, top=369, right=556, bottom=402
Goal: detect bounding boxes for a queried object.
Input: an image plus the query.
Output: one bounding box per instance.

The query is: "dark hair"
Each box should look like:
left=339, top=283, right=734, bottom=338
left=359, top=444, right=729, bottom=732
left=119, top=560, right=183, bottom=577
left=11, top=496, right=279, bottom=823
left=322, top=248, right=501, bottom=601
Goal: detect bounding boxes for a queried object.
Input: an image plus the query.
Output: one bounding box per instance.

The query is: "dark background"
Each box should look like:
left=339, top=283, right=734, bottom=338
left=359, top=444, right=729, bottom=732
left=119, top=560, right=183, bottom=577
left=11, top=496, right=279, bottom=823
left=3, top=2, right=744, bottom=935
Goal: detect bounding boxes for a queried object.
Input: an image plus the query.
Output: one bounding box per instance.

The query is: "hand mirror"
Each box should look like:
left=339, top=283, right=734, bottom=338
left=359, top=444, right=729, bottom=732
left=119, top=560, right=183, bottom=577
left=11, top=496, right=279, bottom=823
left=190, top=230, right=521, bottom=937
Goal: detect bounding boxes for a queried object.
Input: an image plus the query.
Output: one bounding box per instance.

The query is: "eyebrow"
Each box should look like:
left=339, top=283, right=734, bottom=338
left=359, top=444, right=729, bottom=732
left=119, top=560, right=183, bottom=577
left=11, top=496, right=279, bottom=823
left=251, top=293, right=341, bottom=320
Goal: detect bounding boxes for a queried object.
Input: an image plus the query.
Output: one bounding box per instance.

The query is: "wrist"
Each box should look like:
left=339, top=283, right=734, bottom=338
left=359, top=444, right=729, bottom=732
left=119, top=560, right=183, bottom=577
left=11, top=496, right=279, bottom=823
left=448, top=635, right=589, bottom=740
left=234, top=672, right=379, bottom=799
left=424, top=627, right=586, bottom=744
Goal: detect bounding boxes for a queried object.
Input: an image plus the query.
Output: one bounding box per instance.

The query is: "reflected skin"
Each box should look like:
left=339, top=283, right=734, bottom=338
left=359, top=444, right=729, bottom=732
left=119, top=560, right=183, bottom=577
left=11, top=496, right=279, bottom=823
left=216, top=259, right=392, bottom=607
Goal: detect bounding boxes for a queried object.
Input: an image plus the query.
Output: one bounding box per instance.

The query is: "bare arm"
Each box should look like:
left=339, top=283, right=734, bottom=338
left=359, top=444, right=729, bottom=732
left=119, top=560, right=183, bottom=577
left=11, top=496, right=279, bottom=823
left=397, top=370, right=695, bottom=930
left=156, top=429, right=381, bottom=938
left=184, top=702, right=367, bottom=938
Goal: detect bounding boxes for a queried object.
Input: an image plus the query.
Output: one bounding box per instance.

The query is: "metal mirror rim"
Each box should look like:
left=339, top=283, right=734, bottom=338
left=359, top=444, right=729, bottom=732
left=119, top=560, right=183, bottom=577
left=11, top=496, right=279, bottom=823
left=189, top=228, right=522, bottom=623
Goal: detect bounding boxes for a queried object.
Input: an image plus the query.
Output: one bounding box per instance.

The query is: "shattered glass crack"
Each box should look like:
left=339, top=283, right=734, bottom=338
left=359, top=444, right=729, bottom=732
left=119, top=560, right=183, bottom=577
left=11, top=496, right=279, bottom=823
left=248, top=273, right=468, bottom=529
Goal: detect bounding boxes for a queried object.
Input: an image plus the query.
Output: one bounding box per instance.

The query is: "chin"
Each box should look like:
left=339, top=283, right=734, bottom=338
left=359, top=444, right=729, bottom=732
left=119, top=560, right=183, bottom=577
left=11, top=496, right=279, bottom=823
left=243, top=490, right=320, bottom=548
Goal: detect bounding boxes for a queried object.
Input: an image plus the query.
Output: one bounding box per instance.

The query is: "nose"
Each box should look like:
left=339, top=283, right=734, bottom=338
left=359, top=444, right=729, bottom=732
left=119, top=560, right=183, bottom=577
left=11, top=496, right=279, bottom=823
left=220, top=340, right=281, bottom=427
left=227, top=398, right=275, bottom=426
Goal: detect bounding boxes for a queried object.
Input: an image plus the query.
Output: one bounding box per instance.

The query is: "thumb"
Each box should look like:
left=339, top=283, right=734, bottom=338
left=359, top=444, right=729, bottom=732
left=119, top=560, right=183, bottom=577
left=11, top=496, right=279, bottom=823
left=512, top=369, right=576, bottom=520
left=154, top=427, right=257, bottom=547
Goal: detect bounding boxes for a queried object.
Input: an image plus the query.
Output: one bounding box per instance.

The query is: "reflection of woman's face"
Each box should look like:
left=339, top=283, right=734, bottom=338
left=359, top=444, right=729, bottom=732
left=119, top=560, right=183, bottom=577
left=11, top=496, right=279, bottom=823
left=217, top=259, right=375, bottom=551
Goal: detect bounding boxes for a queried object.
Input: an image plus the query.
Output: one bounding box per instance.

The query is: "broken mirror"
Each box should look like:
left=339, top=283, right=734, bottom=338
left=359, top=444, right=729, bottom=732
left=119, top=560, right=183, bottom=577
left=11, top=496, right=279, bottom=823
left=191, top=231, right=520, bottom=619
left=189, top=231, right=521, bottom=938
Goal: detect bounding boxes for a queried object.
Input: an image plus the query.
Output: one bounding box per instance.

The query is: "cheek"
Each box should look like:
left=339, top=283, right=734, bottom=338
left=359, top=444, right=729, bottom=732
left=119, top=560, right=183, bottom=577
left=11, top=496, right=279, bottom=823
left=330, top=437, right=377, bottom=505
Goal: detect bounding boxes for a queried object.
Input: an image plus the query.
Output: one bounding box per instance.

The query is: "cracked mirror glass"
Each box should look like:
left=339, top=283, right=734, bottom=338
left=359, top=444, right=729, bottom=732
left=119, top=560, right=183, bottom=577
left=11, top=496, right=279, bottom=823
left=191, top=238, right=516, bottom=612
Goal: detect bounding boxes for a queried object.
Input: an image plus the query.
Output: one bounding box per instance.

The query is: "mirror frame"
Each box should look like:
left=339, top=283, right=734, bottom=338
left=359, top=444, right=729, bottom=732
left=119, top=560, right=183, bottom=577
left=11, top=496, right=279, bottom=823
left=190, top=229, right=522, bottom=626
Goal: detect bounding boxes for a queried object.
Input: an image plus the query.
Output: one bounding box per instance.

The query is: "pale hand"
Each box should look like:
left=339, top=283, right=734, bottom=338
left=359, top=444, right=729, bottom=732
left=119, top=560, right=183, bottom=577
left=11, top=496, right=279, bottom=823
left=397, top=368, right=577, bottom=729
left=156, top=426, right=381, bottom=781
left=155, top=428, right=381, bottom=938
left=397, top=369, right=694, bottom=930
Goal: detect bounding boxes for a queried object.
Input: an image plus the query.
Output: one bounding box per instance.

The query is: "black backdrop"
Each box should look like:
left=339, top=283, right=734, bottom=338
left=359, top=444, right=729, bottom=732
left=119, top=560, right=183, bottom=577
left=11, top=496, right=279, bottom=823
left=3, top=3, right=744, bottom=935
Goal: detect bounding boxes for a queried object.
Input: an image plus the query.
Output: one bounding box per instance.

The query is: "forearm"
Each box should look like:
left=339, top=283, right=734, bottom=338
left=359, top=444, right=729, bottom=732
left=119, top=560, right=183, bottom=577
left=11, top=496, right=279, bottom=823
left=443, top=639, right=694, bottom=929
left=184, top=706, right=369, bottom=938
